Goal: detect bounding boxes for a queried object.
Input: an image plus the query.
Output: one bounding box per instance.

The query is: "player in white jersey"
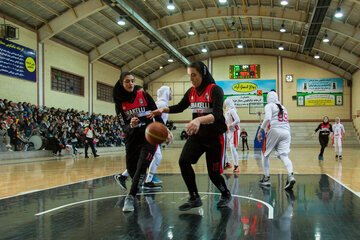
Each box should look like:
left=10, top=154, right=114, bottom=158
left=257, top=91, right=296, bottom=190
left=223, top=98, right=240, bottom=172
left=114, top=86, right=172, bottom=191
left=332, top=117, right=345, bottom=160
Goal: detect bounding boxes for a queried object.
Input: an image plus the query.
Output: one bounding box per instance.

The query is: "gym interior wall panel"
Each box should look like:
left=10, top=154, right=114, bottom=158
left=0, top=22, right=37, bottom=104
left=43, top=39, right=89, bottom=112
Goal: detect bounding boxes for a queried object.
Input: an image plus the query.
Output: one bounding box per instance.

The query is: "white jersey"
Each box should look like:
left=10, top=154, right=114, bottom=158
left=332, top=123, right=345, bottom=138
left=156, top=86, right=171, bottom=125
left=261, top=102, right=290, bottom=132
left=225, top=108, right=240, bottom=132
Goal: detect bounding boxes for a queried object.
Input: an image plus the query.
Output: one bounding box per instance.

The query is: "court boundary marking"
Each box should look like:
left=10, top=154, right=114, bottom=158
left=326, top=173, right=360, bottom=197
left=34, top=191, right=274, bottom=219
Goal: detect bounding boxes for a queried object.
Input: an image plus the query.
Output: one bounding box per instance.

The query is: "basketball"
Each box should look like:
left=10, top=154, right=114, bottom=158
left=145, top=122, right=168, bottom=145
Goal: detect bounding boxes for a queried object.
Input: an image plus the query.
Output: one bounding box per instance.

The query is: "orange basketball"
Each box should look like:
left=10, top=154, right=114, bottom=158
left=145, top=122, right=168, bottom=145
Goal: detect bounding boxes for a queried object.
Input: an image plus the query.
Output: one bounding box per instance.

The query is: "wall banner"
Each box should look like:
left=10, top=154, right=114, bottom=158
left=296, top=78, right=343, bottom=106
left=216, top=80, right=276, bottom=107
left=0, top=38, right=36, bottom=82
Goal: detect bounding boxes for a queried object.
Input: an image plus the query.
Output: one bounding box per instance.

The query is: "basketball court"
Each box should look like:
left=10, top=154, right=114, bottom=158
left=1, top=147, right=360, bottom=239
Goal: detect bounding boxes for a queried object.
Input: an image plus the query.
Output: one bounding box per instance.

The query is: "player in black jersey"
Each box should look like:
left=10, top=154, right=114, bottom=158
left=113, top=72, right=173, bottom=212
left=312, top=116, right=333, bottom=160
left=150, top=61, right=232, bottom=211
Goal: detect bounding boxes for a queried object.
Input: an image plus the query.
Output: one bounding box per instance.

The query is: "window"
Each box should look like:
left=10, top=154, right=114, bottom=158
left=51, top=68, right=84, bottom=96
left=97, top=82, right=113, bottom=103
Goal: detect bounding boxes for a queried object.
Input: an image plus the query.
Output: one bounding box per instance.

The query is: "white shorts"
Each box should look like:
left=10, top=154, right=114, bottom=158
left=227, top=130, right=240, bottom=148
left=262, top=128, right=291, bottom=157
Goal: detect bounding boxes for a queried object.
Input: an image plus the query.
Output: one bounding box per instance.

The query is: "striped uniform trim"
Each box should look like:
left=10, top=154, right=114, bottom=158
left=233, top=130, right=239, bottom=148
left=219, top=133, right=226, bottom=173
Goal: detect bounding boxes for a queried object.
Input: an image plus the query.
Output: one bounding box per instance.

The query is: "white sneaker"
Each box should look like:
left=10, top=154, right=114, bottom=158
left=284, top=175, right=296, bottom=190
left=122, top=195, right=134, bottom=212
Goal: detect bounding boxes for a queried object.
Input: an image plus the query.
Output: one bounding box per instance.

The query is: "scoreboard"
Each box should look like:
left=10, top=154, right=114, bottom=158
left=229, top=64, right=260, bottom=79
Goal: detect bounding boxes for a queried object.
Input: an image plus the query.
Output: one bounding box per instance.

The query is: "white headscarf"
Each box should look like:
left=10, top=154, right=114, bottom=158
left=156, top=86, right=171, bottom=108
left=224, top=98, right=236, bottom=111
left=267, top=91, right=280, bottom=104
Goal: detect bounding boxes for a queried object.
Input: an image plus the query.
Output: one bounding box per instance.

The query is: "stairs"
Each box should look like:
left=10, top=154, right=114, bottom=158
left=168, top=122, right=359, bottom=148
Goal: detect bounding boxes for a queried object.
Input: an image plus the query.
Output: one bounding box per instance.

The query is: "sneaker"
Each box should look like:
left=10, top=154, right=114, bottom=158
left=335, top=155, right=338, bottom=159
left=152, top=174, right=163, bottom=184
left=259, top=175, right=271, bottom=186
left=284, top=175, right=296, bottom=190
left=85, top=155, right=89, bottom=158
left=233, top=166, right=240, bottom=173
left=179, top=197, right=203, bottom=211
left=143, top=181, right=162, bottom=191
left=217, top=194, right=232, bottom=208
left=94, top=154, right=100, bottom=158
left=318, top=155, right=323, bottom=161
left=339, top=155, right=342, bottom=160
left=122, top=195, right=135, bottom=212
left=224, top=163, right=232, bottom=170
left=114, top=174, right=127, bottom=190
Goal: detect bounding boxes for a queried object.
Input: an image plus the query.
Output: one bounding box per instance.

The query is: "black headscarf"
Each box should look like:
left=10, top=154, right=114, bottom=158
left=188, top=61, right=215, bottom=94
left=113, top=72, right=136, bottom=103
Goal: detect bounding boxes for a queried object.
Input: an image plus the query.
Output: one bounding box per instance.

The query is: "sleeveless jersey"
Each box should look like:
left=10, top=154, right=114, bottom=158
left=320, top=123, right=331, bottom=136
left=189, top=84, right=215, bottom=115
left=120, top=90, right=152, bottom=127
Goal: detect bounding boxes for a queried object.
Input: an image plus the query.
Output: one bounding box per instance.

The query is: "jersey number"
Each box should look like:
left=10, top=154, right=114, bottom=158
left=278, top=112, right=288, bottom=122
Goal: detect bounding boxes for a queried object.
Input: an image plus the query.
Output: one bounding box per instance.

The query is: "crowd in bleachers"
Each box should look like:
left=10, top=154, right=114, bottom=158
left=0, top=98, right=125, bottom=154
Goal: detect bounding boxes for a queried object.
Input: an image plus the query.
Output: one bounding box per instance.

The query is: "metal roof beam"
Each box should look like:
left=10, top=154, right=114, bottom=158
left=105, top=0, right=189, bottom=66
left=38, top=0, right=107, bottom=42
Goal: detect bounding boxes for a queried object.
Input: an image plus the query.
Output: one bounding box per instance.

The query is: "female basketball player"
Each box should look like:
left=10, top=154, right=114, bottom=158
left=257, top=91, right=296, bottom=190
left=224, top=98, right=240, bottom=173
left=311, top=116, right=333, bottom=160
left=113, top=72, right=173, bottom=212
left=332, top=117, right=345, bottom=160
left=149, top=61, right=232, bottom=211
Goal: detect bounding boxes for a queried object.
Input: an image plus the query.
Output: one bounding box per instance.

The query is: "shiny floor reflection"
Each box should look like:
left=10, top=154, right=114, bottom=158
left=1, top=174, right=360, bottom=239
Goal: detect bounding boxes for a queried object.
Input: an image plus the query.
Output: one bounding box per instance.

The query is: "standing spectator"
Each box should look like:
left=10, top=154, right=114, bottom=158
left=240, top=128, right=249, bottom=151
left=84, top=123, right=99, bottom=158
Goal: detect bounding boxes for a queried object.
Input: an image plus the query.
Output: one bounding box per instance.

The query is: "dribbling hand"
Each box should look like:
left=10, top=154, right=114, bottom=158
left=166, top=129, right=174, bottom=145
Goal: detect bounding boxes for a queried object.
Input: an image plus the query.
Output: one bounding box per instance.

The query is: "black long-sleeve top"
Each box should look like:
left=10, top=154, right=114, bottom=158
left=115, top=91, right=164, bottom=145
left=169, top=85, right=227, bottom=137
left=314, top=123, right=333, bottom=137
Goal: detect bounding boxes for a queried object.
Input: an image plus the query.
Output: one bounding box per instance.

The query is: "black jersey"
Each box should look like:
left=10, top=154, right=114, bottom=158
left=169, top=84, right=227, bottom=137
left=315, top=122, right=333, bottom=137
left=115, top=90, right=163, bottom=144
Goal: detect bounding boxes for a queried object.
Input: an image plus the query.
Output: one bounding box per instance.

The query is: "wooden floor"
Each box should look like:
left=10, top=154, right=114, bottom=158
left=0, top=146, right=359, bottom=199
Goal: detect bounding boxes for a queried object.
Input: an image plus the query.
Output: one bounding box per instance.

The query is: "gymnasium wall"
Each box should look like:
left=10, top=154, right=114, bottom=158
left=0, top=23, right=38, bottom=104
left=148, top=55, right=351, bottom=122
left=352, top=70, right=360, bottom=133
left=0, top=19, right=143, bottom=116
left=43, top=39, right=89, bottom=112
left=282, top=58, right=350, bottom=121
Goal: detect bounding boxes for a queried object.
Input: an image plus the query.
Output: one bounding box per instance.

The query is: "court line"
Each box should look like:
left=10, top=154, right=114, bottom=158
left=326, top=173, right=360, bottom=198
left=35, top=191, right=274, bottom=219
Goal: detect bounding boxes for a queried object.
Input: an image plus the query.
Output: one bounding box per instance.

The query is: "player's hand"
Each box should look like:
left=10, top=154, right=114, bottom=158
left=148, top=108, right=164, bottom=119
left=166, top=129, right=173, bottom=145
left=187, top=119, right=200, bottom=135
left=130, top=117, right=140, bottom=128
left=257, top=132, right=262, bottom=142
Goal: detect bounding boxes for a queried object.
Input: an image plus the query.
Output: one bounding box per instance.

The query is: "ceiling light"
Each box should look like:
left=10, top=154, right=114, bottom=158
left=168, top=57, right=174, bottom=62
left=219, top=0, right=227, bottom=3
left=117, top=18, right=125, bottom=26
left=334, top=8, right=343, bottom=18
left=314, top=53, right=320, bottom=59
left=322, top=34, right=330, bottom=43
left=237, top=43, right=243, bottom=48
left=167, top=0, right=175, bottom=10
left=278, top=44, right=284, bottom=51
left=280, top=24, right=286, bottom=32
left=188, top=27, right=195, bottom=36
left=201, top=46, right=208, bottom=53
left=280, top=0, right=288, bottom=6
